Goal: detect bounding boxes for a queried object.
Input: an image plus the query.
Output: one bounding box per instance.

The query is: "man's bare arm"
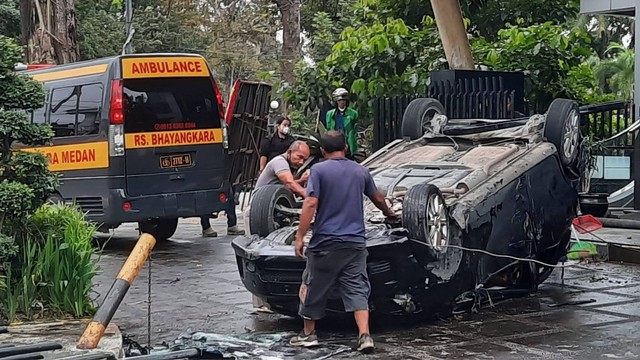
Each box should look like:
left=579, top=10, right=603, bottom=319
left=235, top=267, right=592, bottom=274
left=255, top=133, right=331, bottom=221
left=367, top=191, right=395, bottom=217
left=277, top=171, right=307, bottom=198
left=296, top=196, right=317, bottom=238
left=259, top=156, right=268, bottom=172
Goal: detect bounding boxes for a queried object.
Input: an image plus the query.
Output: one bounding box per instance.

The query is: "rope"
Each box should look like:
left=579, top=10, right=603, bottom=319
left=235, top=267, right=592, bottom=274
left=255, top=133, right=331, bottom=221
left=147, top=253, right=152, bottom=349
left=416, top=242, right=579, bottom=269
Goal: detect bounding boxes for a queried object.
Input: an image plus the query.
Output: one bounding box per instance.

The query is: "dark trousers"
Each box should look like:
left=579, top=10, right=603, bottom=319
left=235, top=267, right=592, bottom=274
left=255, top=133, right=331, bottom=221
left=201, top=187, right=237, bottom=229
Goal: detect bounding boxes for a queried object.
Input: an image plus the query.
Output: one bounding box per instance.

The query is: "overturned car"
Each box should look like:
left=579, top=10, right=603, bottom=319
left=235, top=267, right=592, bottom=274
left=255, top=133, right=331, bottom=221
left=232, top=98, right=583, bottom=319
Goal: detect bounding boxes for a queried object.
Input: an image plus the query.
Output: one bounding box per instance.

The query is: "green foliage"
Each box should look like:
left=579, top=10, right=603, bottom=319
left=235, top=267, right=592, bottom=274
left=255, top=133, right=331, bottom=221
left=473, top=22, right=604, bottom=110
left=1, top=205, right=99, bottom=321
left=286, top=16, right=446, bottom=125
left=594, top=43, right=634, bottom=102
left=6, top=151, right=59, bottom=209
left=0, top=36, right=73, bottom=322
left=77, top=0, right=126, bottom=60
left=0, top=0, right=19, bottom=42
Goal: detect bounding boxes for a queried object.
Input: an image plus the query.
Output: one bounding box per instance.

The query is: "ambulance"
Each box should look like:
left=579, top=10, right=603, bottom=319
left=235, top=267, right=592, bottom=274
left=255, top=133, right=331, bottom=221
left=22, top=53, right=231, bottom=240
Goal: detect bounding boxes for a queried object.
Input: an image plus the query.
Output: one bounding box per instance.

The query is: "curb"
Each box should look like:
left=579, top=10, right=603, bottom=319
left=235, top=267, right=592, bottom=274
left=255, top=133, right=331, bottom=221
left=0, top=321, right=124, bottom=359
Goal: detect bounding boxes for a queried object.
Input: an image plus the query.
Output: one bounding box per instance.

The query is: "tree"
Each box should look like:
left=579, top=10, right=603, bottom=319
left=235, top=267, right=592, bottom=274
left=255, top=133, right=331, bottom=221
left=286, top=16, right=446, bottom=124
left=272, top=0, right=301, bottom=87
left=472, top=22, right=609, bottom=110
left=595, top=43, right=634, bottom=101
left=0, top=0, right=20, bottom=40
left=76, top=0, right=124, bottom=60
left=0, top=36, right=57, bottom=275
left=19, top=0, right=80, bottom=64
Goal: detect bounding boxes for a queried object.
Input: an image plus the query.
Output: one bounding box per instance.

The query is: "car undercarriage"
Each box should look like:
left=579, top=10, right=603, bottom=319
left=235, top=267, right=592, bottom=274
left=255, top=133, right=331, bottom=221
left=232, top=97, right=584, bottom=320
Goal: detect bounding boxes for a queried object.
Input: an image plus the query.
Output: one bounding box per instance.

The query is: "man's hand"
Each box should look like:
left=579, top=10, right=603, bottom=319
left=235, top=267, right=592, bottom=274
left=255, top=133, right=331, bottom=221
left=295, top=235, right=305, bottom=258
left=385, top=210, right=399, bottom=224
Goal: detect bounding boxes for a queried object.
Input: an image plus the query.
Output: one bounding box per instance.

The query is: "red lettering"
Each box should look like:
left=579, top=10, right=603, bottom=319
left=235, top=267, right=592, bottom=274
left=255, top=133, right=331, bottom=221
left=195, top=62, right=203, bottom=72
left=203, top=130, right=211, bottom=142
left=134, top=134, right=143, bottom=146
left=172, top=62, right=181, bottom=73
left=132, top=63, right=140, bottom=74
left=187, top=62, right=196, bottom=72
left=179, top=62, right=188, bottom=72
left=140, top=62, right=150, bottom=73
left=149, top=62, right=158, bottom=73
left=158, top=62, right=166, bottom=73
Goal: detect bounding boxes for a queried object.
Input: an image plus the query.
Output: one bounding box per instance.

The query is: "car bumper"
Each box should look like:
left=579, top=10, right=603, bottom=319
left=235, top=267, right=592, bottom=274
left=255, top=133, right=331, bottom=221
left=87, top=188, right=230, bottom=227
left=231, top=225, right=436, bottom=316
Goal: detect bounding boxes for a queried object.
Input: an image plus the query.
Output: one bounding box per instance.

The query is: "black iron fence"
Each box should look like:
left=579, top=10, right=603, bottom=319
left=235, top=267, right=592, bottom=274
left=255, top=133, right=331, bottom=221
left=372, top=70, right=527, bottom=151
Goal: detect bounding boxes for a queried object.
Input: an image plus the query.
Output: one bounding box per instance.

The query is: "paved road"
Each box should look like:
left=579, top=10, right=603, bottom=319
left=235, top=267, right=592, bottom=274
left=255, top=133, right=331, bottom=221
left=93, top=217, right=640, bottom=359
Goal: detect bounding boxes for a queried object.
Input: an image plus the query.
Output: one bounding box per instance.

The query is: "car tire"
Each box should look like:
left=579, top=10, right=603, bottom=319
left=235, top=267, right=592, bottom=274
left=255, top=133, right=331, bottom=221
left=402, top=182, right=450, bottom=256
left=401, top=98, right=445, bottom=140
left=139, top=218, right=179, bottom=241
left=544, top=98, right=580, bottom=167
left=249, top=185, right=297, bottom=237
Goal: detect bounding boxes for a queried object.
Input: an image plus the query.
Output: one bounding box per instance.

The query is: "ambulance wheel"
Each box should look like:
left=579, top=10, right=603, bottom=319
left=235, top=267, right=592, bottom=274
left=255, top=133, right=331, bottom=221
left=139, top=217, right=179, bottom=241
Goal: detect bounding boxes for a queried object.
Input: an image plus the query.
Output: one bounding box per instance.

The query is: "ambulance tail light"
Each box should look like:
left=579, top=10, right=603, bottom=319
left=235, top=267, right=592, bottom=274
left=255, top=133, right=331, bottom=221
left=109, top=80, right=125, bottom=157
left=211, top=77, right=229, bottom=149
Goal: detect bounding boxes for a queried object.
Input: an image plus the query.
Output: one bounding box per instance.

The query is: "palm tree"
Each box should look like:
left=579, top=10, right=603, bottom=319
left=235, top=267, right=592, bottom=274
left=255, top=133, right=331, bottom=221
left=595, top=43, right=634, bottom=101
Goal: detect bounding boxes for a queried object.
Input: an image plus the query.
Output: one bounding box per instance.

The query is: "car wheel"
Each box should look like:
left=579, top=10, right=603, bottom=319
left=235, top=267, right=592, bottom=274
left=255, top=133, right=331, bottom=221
left=45, top=193, right=64, bottom=205
left=544, top=98, right=580, bottom=168
left=403, top=183, right=450, bottom=255
left=249, top=185, right=297, bottom=237
left=139, top=218, right=179, bottom=241
left=401, top=98, right=446, bottom=140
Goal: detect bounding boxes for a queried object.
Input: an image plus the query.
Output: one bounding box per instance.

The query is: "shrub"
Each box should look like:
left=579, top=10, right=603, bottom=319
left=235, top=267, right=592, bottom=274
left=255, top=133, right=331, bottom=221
left=1, top=204, right=100, bottom=321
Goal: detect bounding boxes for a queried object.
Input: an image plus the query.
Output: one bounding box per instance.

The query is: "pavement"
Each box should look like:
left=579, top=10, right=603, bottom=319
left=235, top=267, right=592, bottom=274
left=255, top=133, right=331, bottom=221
left=84, top=214, right=640, bottom=359
left=0, top=321, right=123, bottom=359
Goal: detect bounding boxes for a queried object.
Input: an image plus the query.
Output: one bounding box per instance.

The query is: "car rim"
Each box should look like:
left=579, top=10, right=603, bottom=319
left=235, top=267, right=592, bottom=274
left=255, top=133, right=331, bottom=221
left=420, top=108, right=440, bottom=135
left=562, top=109, right=579, bottom=160
left=426, top=193, right=449, bottom=251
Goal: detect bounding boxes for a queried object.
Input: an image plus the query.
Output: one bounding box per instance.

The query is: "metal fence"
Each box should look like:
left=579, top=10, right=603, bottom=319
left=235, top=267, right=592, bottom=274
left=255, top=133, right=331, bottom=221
left=373, top=90, right=520, bottom=151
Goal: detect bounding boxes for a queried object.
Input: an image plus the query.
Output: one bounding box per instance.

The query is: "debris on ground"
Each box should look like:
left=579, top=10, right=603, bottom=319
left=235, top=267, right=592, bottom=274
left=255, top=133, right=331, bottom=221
left=155, top=331, right=352, bottom=359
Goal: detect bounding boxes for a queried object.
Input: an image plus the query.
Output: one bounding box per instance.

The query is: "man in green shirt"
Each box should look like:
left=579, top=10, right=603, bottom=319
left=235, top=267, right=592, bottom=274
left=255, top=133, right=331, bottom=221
left=325, top=88, right=358, bottom=158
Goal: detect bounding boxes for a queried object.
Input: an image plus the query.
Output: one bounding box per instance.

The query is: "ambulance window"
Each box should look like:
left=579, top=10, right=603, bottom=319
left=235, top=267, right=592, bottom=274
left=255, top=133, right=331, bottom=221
left=31, top=89, right=49, bottom=124
left=123, top=77, right=221, bottom=133
left=49, top=83, right=103, bottom=137
left=50, top=86, right=79, bottom=137
left=76, top=84, right=103, bottom=136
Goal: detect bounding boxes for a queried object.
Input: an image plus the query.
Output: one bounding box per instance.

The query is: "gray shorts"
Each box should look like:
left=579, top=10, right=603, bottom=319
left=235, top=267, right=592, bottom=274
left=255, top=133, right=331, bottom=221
left=298, top=243, right=370, bottom=320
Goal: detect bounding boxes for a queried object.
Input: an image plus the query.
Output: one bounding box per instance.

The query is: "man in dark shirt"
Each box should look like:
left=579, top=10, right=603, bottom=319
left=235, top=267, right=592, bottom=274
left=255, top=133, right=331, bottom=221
left=259, top=116, right=295, bottom=173
left=289, top=131, right=396, bottom=353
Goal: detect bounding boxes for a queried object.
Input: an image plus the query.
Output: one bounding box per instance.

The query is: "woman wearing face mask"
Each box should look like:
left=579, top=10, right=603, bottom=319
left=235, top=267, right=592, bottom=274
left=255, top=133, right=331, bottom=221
left=259, top=116, right=295, bottom=173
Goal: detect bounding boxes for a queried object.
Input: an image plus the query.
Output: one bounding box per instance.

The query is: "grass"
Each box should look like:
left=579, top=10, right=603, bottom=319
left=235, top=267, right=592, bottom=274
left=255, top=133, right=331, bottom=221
left=1, top=204, right=100, bottom=322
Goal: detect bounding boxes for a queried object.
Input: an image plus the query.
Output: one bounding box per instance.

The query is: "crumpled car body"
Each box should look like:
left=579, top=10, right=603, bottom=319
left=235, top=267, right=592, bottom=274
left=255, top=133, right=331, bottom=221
left=232, top=99, right=583, bottom=319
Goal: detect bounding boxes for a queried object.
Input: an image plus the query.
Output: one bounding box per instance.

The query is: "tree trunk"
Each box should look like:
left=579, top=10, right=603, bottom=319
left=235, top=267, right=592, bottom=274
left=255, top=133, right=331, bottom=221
left=20, top=0, right=79, bottom=64
left=430, top=0, right=474, bottom=70
left=273, top=0, right=301, bottom=87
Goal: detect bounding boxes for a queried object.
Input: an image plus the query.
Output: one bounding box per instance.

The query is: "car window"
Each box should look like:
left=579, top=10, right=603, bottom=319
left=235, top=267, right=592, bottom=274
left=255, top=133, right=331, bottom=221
left=123, top=77, right=221, bottom=133
left=49, top=84, right=103, bottom=137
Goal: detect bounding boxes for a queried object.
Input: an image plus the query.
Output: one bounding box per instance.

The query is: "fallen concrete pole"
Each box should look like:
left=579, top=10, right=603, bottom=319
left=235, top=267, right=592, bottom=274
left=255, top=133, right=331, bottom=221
left=77, top=233, right=157, bottom=350
left=0, top=343, right=62, bottom=357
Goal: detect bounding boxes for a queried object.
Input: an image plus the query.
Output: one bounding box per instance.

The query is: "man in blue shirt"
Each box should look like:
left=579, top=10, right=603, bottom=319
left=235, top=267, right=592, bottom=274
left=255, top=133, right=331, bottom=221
left=289, top=131, right=396, bottom=353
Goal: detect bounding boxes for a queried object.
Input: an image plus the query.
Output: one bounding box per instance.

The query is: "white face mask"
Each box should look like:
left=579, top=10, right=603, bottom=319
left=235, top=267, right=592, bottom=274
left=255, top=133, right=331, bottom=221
left=281, top=126, right=290, bottom=134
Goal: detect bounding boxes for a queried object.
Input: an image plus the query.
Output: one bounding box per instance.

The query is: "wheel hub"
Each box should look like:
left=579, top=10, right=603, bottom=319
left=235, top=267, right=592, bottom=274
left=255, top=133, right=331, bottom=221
left=561, top=109, right=579, bottom=160
left=426, top=193, right=449, bottom=251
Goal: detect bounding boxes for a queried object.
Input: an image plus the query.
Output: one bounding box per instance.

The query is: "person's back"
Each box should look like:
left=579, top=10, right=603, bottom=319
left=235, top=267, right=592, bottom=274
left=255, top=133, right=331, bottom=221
left=307, top=158, right=373, bottom=249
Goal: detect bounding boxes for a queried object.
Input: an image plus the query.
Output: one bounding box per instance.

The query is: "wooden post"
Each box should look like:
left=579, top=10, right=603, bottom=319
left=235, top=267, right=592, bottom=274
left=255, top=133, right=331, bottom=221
left=430, top=0, right=475, bottom=70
